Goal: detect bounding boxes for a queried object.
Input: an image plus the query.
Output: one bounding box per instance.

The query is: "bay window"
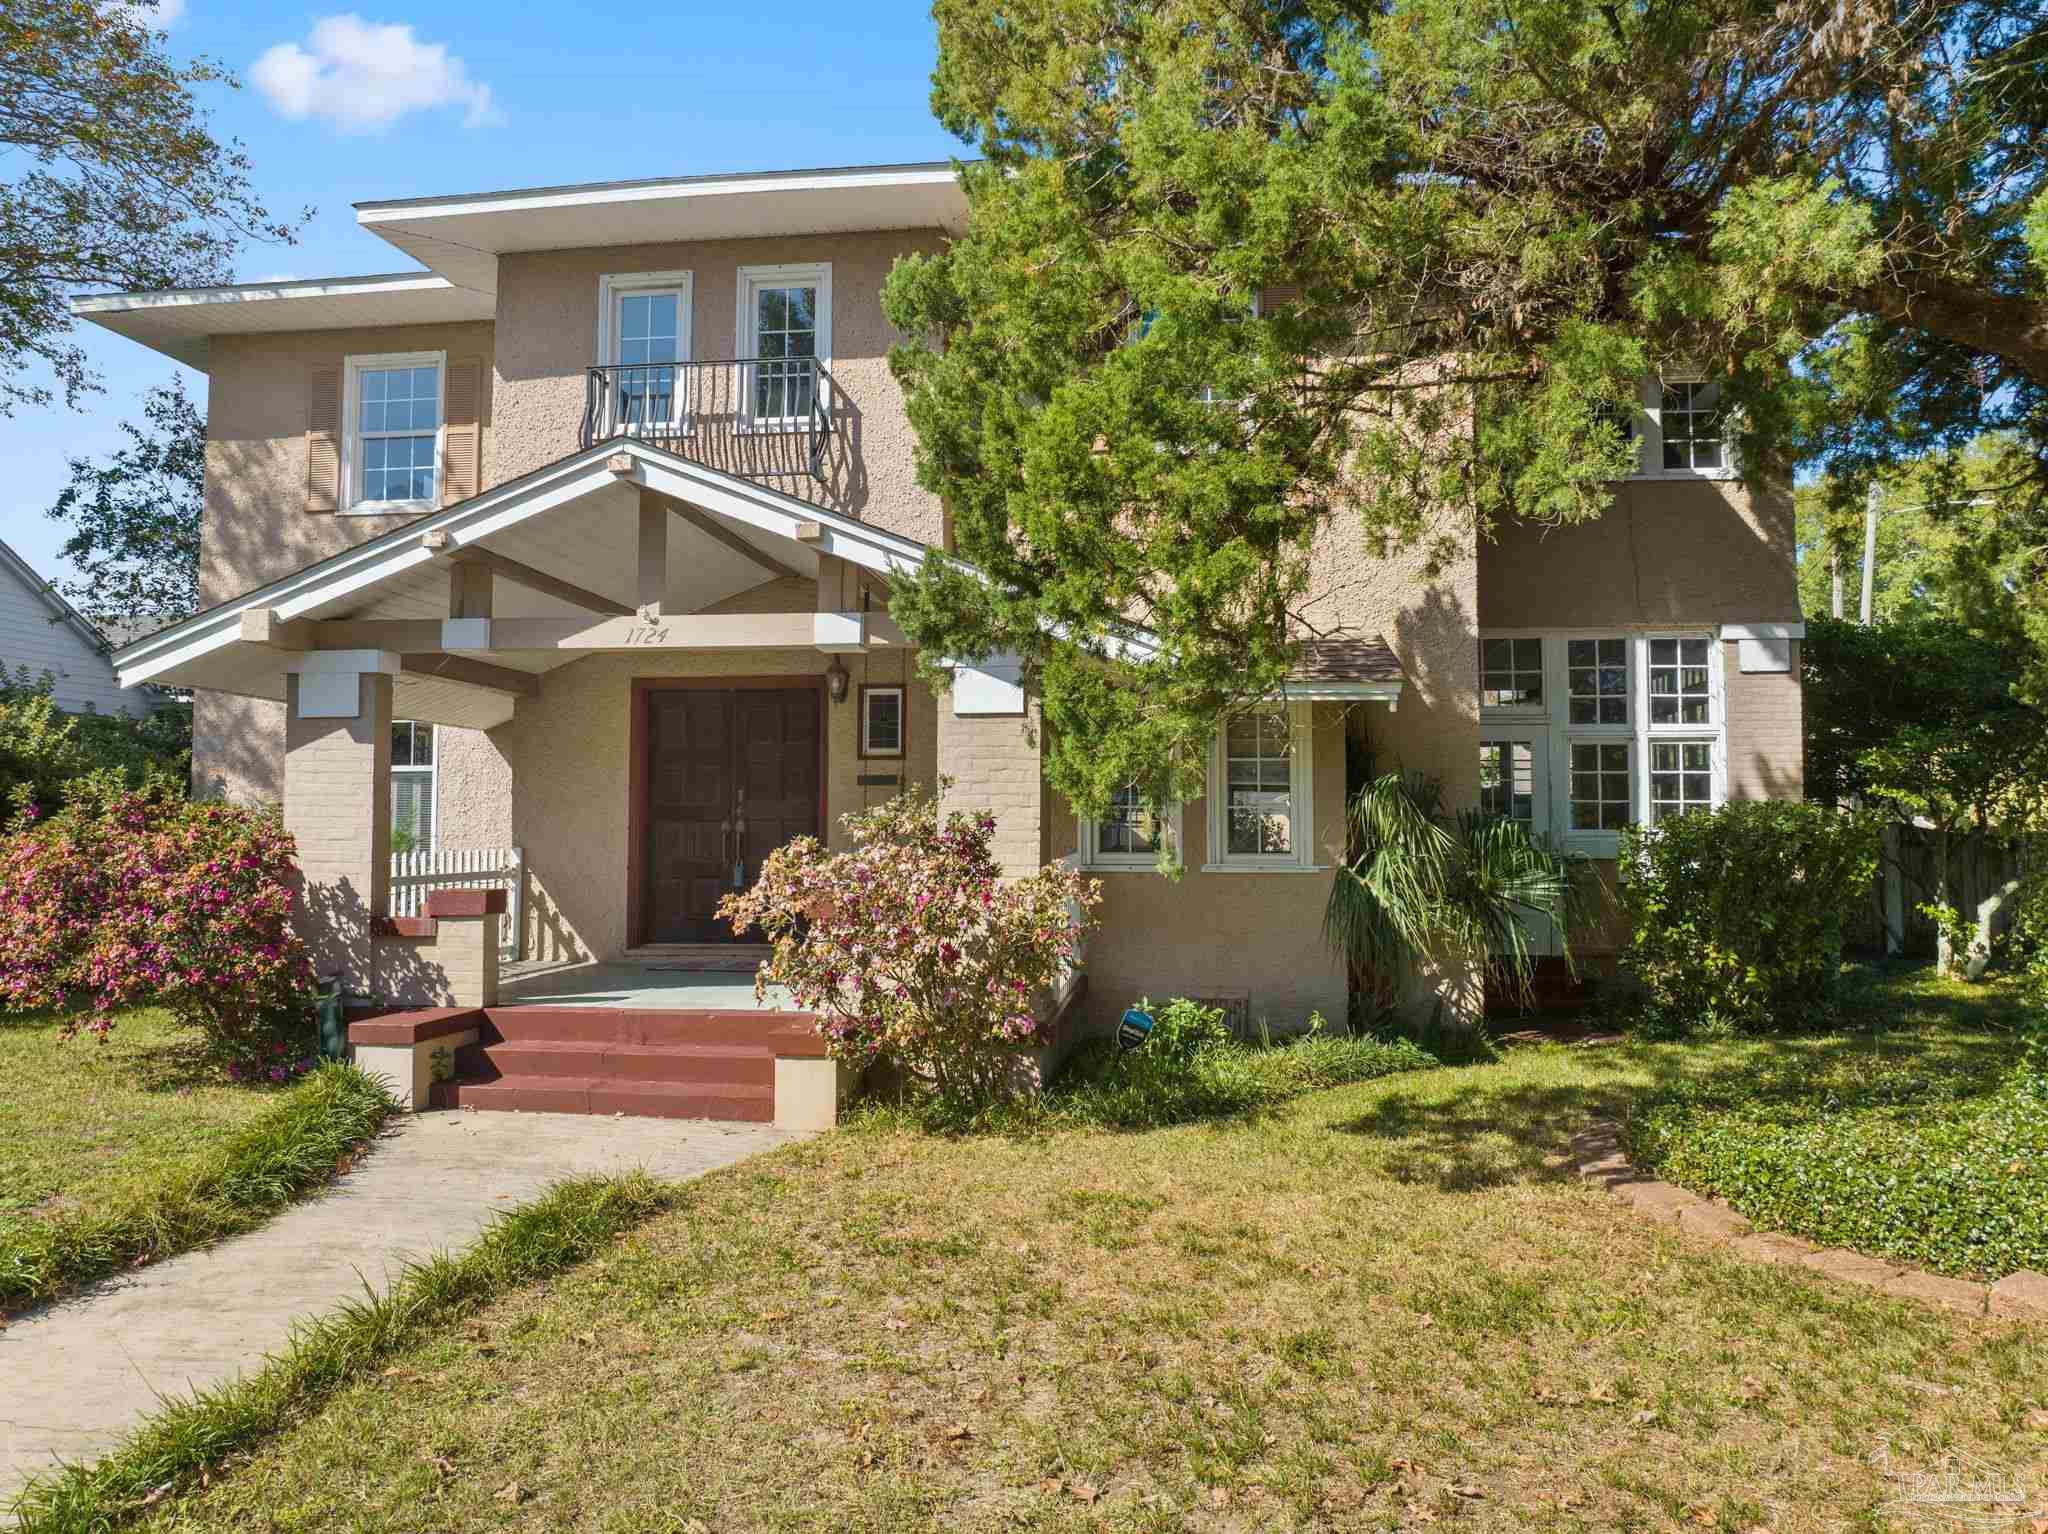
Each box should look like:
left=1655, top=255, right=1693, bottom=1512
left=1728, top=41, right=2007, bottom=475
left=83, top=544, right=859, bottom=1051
left=1479, top=632, right=1725, bottom=851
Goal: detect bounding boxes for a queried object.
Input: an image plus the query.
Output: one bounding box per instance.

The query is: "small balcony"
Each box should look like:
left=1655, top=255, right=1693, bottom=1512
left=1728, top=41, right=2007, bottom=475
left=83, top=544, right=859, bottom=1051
left=579, top=358, right=837, bottom=483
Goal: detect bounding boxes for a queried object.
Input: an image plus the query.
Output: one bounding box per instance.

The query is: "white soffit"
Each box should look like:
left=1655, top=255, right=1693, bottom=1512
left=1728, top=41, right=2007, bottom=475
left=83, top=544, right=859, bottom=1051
left=69, top=274, right=495, bottom=369
left=355, top=161, right=971, bottom=296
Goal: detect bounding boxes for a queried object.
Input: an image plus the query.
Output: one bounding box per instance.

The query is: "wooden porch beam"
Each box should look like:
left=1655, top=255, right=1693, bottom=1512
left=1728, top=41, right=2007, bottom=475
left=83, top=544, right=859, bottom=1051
left=294, top=611, right=908, bottom=653
left=401, top=653, right=541, bottom=697
left=638, top=489, right=667, bottom=614
left=449, top=546, right=633, bottom=617
left=668, top=498, right=810, bottom=584
left=239, top=608, right=313, bottom=649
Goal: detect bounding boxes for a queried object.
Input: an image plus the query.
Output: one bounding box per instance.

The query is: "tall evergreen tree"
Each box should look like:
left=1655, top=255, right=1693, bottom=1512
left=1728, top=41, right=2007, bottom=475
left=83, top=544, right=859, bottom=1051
left=882, top=0, right=2048, bottom=811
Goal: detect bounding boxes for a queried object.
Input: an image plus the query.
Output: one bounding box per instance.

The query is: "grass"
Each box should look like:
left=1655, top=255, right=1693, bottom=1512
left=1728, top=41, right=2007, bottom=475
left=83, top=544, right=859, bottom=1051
left=0, top=1007, right=278, bottom=1227
left=1624, top=964, right=2045, bottom=1279
left=39, top=967, right=2048, bottom=1534
left=0, top=1008, right=395, bottom=1313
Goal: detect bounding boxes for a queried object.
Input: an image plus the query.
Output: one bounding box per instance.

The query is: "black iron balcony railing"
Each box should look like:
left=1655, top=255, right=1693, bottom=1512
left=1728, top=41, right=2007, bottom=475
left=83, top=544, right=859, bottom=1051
left=579, top=358, right=836, bottom=482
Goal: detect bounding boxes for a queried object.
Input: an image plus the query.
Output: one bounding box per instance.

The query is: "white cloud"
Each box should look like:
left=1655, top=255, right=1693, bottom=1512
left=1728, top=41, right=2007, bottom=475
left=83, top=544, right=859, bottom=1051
left=251, top=15, right=502, bottom=133
left=116, top=0, right=187, bottom=27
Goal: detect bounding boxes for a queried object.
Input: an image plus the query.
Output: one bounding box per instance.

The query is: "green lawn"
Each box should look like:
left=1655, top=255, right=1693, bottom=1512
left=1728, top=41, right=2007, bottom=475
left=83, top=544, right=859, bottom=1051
left=0, top=1007, right=283, bottom=1230
left=114, top=974, right=2048, bottom=1534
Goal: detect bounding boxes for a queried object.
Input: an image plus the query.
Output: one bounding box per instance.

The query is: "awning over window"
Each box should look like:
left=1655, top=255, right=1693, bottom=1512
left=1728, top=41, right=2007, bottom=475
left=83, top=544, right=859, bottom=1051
left=1284, top=636, right=1405, bottom=704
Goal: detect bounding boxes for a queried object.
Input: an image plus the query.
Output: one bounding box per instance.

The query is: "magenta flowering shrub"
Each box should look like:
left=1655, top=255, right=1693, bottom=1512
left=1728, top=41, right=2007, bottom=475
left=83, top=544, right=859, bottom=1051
left=0, top=786, right=316, bottom=1076
left=720, top=789, right=1099, bottom=1103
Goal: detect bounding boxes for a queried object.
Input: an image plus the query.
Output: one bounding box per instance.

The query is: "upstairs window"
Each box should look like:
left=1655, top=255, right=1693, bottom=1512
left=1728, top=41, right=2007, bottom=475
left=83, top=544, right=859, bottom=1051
left=345, top=353, right=442, bottom=510
left=739, top=263, right=831, bottom=424
left=1659, top=380, right=1725, bottom=471
left=1647, top=637, right=1712, bottom=725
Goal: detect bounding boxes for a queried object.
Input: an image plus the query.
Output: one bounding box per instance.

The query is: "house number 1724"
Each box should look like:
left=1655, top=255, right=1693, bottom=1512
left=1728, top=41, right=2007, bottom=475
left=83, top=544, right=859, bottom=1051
left=623, top=624, right=671, bottom=646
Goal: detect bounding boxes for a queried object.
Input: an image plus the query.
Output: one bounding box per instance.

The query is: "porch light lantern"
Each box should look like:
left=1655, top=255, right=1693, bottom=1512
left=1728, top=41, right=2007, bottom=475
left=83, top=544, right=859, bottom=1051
left=825, top=655, right=851, bottom=704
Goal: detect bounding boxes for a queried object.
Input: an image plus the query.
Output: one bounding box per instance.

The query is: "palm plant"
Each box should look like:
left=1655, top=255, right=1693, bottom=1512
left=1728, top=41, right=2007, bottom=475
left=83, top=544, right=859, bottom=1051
left=1323, top=772, right=1590, bottom=1027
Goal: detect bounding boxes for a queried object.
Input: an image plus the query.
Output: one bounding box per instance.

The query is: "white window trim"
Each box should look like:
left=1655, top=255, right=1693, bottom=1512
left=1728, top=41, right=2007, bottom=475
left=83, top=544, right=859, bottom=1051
left=735, top=261, right=832, bottom=433
left=340, top=350, right=446, bottom=515
left=1478, top=736, right=1544, bottom=831
left=1481, top=630, right=1726, bottom=856
left=391, top=721, right=437, bottom=855
left=1622, top=374, right=1740, bottom=482
left=595, top=272, right=694, bottom=435
left=1078, top=795, right=1184, bottom=872
left=1477, top=635, right=1549, bottom=721
left=860, top=683, right=906, bottom=759
left=1203, top=699, right=1320, bottom=873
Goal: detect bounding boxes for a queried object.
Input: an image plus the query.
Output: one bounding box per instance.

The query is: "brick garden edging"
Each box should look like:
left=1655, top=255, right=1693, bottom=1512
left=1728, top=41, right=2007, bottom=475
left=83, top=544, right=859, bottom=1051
left=1572, top=1120, right=2048, bottom=1320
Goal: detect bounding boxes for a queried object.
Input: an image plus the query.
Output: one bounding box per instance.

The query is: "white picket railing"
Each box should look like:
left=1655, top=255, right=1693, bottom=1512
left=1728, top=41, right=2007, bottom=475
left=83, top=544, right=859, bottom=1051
left=391, top=846, right=525, bottom=960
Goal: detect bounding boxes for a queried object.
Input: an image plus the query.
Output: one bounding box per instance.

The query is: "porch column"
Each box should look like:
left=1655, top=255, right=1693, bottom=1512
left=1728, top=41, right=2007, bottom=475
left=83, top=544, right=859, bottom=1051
left=283, top=650, right=398, bottom=993
left=938, top=654, right=1044, bottom=877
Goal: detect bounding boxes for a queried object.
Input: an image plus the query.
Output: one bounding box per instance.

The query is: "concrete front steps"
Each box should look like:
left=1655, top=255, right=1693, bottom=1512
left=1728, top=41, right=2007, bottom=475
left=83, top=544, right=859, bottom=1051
left=350, top=1006, right=851, bottom=1130
left=430, top=1010, right=796, bottom=1120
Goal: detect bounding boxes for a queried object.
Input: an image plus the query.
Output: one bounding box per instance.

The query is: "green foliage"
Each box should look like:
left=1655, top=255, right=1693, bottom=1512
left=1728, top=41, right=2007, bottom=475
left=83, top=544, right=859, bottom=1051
left=1801, top=615, right=2046, bottom=834
left=1325, top=772, right=1592, bottom=1016
left=1627, top=1058, right=2048, bottom=1281
left=0, top=669, right=189, bottom=818
left=9, top=1172, right=670, bottom=1533
left=45, top=378, right=203, bottom=629
left=864, top=999, right=1438, bottom=1133
left=1618, top=802, right=1880, bottom=1036
left=0, top=0, right=303, bottom=412
left=0, top=1061, right=393, bottom=1315
left=890, top=0, right=2048, bottom=800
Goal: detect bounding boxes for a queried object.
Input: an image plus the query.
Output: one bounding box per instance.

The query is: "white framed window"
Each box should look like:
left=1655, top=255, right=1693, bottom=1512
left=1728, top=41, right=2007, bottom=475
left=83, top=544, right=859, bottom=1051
left=342, top=352, right=444, bottom=513
left=737, top=262, right=831, bottom=427
left=1618, top=374, right=1738, bottom=480
left=1204, top=701, right=1317, bottom=872
left=390, top=720, right=436, bottom=855
left=1479, top=636, right=1544, bottom=711
left=1079, top=785, right=1183, bottom=871
left=859, top=684, right=905, bottom=759
left=1478, top=740, right=1537, bottom=827
left=1565, top=637, right=1630, bottom=725
left=1481, top=631, right=1726, bottom=853
left=1567, top=741, right=1633, bottom=832
left=596, top=272, right=692, bottom=433
left=1647, top=740, right=1717, bottom=822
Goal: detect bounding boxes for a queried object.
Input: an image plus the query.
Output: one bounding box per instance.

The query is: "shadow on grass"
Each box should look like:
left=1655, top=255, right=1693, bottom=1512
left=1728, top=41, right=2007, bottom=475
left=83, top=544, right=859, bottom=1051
left=1327, top=1076, right=1619, bottom=1192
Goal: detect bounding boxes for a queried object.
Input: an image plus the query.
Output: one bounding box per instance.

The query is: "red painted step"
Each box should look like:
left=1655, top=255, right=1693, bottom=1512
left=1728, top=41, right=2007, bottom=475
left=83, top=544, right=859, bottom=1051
left=422, top=1006, right=815, bottom=1121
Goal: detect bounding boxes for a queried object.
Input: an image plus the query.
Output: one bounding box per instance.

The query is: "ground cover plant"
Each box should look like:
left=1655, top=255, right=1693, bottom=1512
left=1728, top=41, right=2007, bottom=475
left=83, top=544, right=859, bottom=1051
left=40, top=969, right=2048, bottom=1534
left=1625, top=966, right=2047, bottom=1279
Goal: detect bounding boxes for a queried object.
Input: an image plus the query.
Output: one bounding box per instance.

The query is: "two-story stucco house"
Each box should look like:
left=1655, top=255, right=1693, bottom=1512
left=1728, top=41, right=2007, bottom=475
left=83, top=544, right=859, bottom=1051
left=77, top=161, right=1803, bottom=1122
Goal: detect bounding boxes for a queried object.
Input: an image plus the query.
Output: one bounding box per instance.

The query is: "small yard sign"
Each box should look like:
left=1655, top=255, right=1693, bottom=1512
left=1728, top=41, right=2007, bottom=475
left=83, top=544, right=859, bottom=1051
left=1117, top=1007, right=1155, bottom=1052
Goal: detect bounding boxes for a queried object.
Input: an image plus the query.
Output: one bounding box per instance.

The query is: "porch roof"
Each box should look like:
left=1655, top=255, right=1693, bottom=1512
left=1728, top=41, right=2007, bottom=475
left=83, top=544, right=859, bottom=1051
left=114, top=437, right=940, bottom=728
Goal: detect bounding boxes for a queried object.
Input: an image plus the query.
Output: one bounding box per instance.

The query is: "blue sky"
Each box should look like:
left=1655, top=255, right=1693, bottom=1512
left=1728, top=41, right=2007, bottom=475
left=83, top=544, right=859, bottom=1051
left=0, top=0, right=962, bottom=586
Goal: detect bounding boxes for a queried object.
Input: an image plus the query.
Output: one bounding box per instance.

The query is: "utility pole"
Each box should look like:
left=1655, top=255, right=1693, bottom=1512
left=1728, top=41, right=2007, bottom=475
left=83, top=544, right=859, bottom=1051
left=1830, top=547, right=1843, bottom=619
left=1859, top=481, right=1879, bottom=624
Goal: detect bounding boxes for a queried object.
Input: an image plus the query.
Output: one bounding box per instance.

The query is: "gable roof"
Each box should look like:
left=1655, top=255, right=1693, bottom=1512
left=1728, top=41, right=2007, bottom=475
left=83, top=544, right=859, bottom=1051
left=0, top=538, right=114, bottom=656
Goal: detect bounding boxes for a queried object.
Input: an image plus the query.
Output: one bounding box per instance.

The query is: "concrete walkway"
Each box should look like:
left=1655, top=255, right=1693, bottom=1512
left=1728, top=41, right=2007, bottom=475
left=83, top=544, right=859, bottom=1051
left=0, top=1111, right=799, bottom=1514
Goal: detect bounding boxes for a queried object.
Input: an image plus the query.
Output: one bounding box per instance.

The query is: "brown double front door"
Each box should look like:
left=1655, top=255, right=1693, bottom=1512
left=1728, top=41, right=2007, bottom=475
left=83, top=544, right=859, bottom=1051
left=643, top=686, right=821, bottom=944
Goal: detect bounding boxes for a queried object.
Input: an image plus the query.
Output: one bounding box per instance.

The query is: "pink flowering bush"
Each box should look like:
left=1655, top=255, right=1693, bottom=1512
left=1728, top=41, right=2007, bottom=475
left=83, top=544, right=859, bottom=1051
left=720, top=788, right=1099, bottom=1105
left=0, top=785, right=316, bottom=1077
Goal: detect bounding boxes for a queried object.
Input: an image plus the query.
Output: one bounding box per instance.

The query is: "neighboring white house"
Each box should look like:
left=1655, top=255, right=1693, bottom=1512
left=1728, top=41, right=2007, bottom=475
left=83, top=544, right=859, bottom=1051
left=0, top=538, right=157, bottom=716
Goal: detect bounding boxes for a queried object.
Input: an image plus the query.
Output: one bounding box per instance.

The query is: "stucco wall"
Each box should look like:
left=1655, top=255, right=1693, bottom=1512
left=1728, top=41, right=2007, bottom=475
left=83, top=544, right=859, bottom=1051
left=1048, top=703, right=1352, bottom=1033
left=490, top=230, right=946, bottom=545
left=1476, top=478, right=1799, bottom=630
left=199, top=320, right=497, bottom=605
left=487, top=644, right=939, bottom=963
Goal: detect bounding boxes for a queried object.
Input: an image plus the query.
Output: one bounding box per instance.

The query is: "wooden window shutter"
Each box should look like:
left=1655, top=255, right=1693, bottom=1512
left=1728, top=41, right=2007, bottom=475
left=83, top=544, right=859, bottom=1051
left=441, top=357, right=482, bottom=506
left=1258, top=284, right=1301, bottom=313
left=305, top=367, right=341, bottom=513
